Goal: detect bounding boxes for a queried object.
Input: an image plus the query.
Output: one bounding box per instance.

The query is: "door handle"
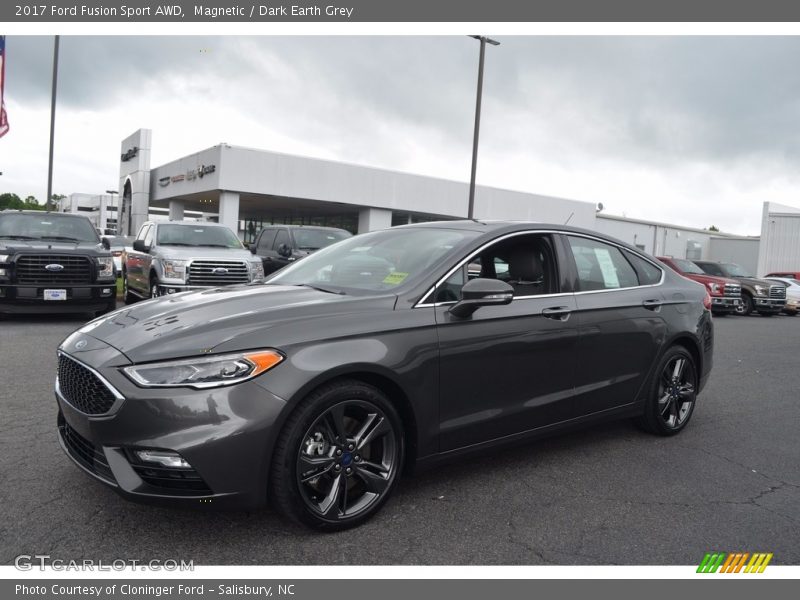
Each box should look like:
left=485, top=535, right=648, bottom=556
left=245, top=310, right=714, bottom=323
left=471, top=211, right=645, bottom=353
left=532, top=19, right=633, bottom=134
left=542, top=306, right=572, bottom=321
left=642, top=299, right=663, bottom=311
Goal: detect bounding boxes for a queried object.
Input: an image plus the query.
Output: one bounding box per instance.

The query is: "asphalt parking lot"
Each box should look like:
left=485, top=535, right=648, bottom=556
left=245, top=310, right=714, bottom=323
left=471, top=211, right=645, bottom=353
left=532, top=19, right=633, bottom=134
left=1, top=308, right=799, bottom=565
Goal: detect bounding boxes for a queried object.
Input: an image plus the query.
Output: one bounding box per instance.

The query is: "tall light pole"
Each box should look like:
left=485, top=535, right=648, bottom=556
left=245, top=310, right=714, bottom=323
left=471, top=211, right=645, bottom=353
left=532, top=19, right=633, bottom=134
left=467, top=35, right=499, bottom=220
left=46, top=35, right=60, bottom=210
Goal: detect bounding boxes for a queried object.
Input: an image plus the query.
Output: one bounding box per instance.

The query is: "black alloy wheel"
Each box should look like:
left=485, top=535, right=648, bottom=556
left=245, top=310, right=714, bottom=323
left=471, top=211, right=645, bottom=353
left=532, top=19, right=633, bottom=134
left=270, top=381, right=404, bottom=531
left=637, top=346, right=697, bottom=436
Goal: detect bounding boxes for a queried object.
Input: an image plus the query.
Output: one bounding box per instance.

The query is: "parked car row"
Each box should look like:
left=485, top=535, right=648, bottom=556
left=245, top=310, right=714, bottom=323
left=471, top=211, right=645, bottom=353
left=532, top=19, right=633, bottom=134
left=657, top=256, right=794, bottom=316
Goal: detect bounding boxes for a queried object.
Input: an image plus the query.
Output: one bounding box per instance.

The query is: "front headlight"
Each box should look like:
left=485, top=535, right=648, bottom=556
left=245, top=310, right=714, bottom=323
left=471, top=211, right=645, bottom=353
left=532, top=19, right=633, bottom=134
left=754, top=285, right=767, bottom=296
left=122, top=350, right=284, bottom=389
left=706, top=282, right=720, bottom=294
left=249, top=261, right=265, bottom=281
left=96, top=257, right=114, bottom=279
left=162, top=259, right=187, bottom=280
left=0, top=254, right=9, bottom=263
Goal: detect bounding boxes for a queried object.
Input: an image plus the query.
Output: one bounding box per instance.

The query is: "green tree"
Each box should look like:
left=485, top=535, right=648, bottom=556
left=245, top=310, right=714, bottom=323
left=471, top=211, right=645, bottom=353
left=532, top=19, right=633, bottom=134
left=708, top=225, right=720, bottom=232
left=0, top=192, right=24, bottom=210
left=23, top=196, right=45, bottom=210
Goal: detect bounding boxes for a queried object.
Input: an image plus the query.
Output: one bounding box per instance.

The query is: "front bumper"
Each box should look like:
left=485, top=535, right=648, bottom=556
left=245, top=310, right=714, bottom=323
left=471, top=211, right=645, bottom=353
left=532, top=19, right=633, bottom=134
left=55, top=345, right=287, bottom=510
left=753, top=297, right=786, bottom=313
left=710, top=296, right=740, bottom=312
left=0, top=282, right=116, bottom=313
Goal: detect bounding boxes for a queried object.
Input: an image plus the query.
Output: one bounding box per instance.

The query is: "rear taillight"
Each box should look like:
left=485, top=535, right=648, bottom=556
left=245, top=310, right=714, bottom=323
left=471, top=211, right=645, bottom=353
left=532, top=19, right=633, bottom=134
left=703, top=292, right=712, bottom=311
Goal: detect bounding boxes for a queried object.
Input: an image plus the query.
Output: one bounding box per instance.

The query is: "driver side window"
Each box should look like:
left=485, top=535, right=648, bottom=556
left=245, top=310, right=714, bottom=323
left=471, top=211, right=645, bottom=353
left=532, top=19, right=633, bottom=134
left=433, top=234, right=559, bottom=302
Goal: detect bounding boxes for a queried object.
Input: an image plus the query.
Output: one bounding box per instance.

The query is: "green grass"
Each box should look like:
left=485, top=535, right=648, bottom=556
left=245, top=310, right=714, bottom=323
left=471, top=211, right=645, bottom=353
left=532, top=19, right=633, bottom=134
left=116, top=277, right=123, bottom=298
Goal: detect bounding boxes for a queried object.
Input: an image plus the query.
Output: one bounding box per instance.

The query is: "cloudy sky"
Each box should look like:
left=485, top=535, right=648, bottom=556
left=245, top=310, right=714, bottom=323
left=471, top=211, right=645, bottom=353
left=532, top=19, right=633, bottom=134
left=2, top=35, right=800, bottom=235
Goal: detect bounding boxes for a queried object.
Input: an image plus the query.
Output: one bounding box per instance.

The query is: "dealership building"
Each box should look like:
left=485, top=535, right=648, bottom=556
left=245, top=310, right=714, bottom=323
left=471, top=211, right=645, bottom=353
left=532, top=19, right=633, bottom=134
left=73, top=128, right=796, bottom=276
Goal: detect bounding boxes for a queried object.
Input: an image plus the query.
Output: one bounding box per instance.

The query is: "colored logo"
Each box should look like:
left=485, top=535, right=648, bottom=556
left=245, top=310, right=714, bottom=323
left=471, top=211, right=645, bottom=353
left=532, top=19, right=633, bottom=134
left=697, top=552, right=773, bottom=573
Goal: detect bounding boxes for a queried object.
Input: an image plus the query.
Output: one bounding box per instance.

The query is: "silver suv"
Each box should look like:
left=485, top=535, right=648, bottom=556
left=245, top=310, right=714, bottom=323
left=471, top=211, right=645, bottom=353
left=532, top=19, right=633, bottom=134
left=123, top=221, right=264, bottom=301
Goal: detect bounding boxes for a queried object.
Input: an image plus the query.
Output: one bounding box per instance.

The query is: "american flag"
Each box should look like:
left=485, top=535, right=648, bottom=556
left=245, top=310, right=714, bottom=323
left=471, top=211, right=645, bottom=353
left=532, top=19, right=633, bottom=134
left=0, top=36, right=9, bottom=138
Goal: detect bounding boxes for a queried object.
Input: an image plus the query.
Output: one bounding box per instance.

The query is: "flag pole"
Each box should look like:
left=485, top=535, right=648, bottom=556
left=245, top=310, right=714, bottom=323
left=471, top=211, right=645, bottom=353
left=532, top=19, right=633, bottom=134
left=46, top=35, right=60, bottom=211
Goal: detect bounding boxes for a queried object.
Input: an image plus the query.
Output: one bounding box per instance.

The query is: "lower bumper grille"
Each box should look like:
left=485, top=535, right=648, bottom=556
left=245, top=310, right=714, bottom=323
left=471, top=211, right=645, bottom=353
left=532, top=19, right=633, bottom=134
left=59, top=419, right=116, bottom=485
left=128, top=456, right=212, bottom=494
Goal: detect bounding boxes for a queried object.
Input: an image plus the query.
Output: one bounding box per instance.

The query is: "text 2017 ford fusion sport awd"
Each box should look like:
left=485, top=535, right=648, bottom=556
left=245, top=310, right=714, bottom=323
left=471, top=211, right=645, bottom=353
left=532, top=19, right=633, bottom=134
left=55, top=221, right=713, bottom=530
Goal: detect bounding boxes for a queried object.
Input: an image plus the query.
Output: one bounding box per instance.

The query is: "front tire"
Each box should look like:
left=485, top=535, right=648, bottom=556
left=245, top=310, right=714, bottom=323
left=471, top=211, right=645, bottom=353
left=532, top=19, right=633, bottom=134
left=270, top=380, right=404, bottom=531
left=738, top=293, right=753, bottom=316
left=123, top=272, right=137, bottom=304
left=149, top=275, right=161, bottom=299
left=636, top=346, right=697, bottom=436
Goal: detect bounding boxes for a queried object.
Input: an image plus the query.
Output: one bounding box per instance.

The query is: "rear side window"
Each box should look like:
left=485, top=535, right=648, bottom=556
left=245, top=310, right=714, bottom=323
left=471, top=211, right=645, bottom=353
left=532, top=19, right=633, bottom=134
left=624, top=250, right=662, bottom=285
left=567, top=236, right=639, bottom=291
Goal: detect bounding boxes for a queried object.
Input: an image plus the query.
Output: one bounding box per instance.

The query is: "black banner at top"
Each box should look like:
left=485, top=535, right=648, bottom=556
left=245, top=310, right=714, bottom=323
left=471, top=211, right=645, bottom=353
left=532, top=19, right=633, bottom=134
left=5, top=0, right=800, bottom=22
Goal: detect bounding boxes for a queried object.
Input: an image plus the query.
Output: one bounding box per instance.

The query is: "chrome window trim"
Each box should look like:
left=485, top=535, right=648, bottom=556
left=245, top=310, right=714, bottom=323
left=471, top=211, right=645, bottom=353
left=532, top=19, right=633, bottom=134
left=414, top=229, right=665, bottom=309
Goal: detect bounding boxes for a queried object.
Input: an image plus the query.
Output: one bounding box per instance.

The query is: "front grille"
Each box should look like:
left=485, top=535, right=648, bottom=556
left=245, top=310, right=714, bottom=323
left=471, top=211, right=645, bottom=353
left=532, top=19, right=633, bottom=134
left=57, top=354, right=117, bottom=415
left=770, top=285, right=786, bottom=300
left=15, top=255, right=93, bottom=285
left=59, top=419, right=115, bottom=484
left=128, top=455, right=212, bottom=494
left=723, top=283, right=741, bottom=297
left=186, top=260, right=249, bottom=286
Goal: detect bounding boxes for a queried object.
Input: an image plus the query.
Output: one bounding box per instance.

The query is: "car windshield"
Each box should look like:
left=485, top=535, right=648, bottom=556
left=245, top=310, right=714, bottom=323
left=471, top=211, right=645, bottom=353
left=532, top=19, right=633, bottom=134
left=293, top=228, right=351, bottom=250
left=722, top=263, right=752, bottom=277
left=157, top=224, right=243, bottom=248
left=673, top=259, right=705, bottom=275
left=267, top=227, right=478, bottom=293
left=0, top=213, right=99, bottom=242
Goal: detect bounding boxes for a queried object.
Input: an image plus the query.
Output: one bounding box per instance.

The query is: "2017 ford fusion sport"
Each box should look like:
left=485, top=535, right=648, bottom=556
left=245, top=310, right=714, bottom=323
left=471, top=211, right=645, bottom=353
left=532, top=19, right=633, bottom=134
left=55, top=221, right=714, bottom=530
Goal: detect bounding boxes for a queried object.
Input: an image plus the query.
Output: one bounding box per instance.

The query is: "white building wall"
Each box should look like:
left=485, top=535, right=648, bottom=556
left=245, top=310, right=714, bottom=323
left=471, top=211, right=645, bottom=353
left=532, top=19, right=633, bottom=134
left=594, top=215, right=720, bottom=259
left=150, top=145, right=597, bottom=229
left=708, top=238, right=760, bottom=276
left=757, top=201, right=800, bottom=276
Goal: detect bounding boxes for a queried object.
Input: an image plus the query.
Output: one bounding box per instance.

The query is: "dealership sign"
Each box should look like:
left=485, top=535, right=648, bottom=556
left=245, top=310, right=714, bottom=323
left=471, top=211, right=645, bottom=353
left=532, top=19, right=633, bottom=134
left=120, top=146, right=139, bottom=162
left=186, top=164, right=216, bottom=181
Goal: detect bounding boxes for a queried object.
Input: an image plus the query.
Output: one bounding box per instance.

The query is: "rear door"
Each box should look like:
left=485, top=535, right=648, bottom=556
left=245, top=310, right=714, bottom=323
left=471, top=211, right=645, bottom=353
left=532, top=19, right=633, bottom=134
left=562, top=234, right=667, bottom=415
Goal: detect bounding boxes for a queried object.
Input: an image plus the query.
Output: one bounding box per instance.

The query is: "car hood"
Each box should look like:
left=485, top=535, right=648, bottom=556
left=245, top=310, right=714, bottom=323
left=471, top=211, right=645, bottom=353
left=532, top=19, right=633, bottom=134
left=732, top=276, right=776, bottom=289
left=683, top=273, right=738, bottom=286
left=75, top=284, right=397, bottom=363
left=0, top=240, right=107, bottom=254
left=154, top=246, right=257, bottom=260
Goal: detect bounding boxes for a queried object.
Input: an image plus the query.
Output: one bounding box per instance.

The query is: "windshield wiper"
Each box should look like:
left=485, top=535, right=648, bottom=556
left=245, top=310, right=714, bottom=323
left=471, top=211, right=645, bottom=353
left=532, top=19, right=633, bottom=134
left=40, top=235, right=83, bottom=242
left=0, top=235, right=38, bottom=240
left=297, top=246, right=320, bottom=251
left=293, top=283, right=345, bottom=295
left=200, top=244, right=234, bottom=248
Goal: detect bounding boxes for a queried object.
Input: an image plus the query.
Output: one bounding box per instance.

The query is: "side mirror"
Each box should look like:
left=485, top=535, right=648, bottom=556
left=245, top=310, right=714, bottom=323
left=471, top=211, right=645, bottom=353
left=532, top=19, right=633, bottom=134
left=449, top=278, right=514, bottom=319
left=101, top=238, right=111, bottom=250
left=249, top=243, right=257, bottom=254
left=277, top=244, right=292, bottom=258
left=132, top=239, right=148, bottom=253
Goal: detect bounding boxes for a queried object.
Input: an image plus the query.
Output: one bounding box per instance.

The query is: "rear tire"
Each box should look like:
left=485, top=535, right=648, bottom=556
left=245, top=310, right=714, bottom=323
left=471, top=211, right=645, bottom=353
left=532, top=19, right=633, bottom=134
left=636, top=346, right=697, bottom=436
left=270, top=380, right=404, bottom=531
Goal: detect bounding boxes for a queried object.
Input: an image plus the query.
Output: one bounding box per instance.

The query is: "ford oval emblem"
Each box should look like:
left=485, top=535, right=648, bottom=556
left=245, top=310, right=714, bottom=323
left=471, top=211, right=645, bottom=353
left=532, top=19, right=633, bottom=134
left=212, top=267, right=229, bottom=275
left=45, top=263, right=65, bottom=271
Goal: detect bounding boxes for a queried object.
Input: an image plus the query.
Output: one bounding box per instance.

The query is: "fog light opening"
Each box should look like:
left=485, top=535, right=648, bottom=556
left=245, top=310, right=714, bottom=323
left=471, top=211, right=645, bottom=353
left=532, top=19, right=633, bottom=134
left=134, top=449, right=192, bottom=469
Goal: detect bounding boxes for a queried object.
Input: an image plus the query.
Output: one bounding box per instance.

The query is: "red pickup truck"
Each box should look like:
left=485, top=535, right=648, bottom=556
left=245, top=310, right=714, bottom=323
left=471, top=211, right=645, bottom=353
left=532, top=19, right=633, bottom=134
left=657, top=256, right=742, bottom=315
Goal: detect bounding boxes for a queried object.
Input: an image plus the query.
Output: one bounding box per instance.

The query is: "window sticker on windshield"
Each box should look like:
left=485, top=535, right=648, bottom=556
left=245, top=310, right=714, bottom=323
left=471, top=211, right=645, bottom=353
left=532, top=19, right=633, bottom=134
left=383, top=272, right=409, bottom=285
left=194, top=229, right=205, bottom=232
left=352, top=246, right=372, bottom=252
left=593, top=248, right=620, bottom=288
